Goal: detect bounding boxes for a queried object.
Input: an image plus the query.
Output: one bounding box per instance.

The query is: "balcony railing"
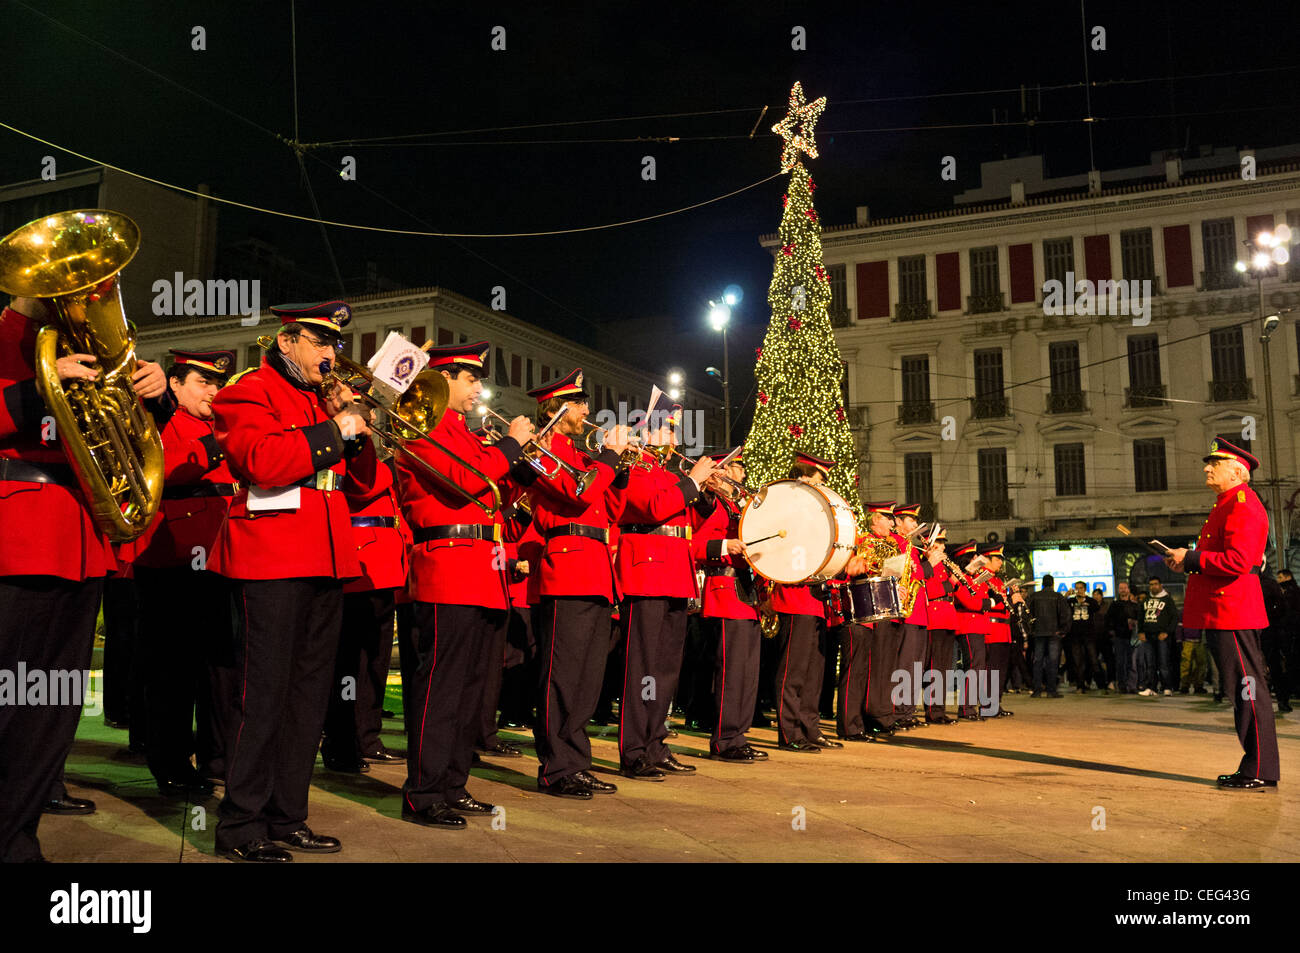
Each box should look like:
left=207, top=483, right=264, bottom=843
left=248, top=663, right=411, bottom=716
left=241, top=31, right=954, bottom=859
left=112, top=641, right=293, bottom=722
left=967, top=291, right=1006, bottom=314
left=1209, top=378, right=1254, bottom=402
left=975, top=499, right=1012, bottom=520
left=1046, top=391, right=1087, bottom=414
left=893, top=299, right=932, bottom=322
left=897, top=401, right=936, bottom=425
left=828, top=307, right=852, bottom=328
left=1125, top=383, right=1167, bottom=408
left=1201, top=269, right=1244, bottom=291
left=970, top=394, right=1010, bottom=419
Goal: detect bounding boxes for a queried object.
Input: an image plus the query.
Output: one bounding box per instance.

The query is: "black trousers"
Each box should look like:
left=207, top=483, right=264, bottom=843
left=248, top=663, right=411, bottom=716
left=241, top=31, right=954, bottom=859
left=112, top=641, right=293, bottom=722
left=216, top=578, right=342, bottom=850
left=396, top=601, right=416, bottom=738
left=0, top=576, right=102, bottom=863
left=987, top=641, right=1010, bottom=711
left=958, top=632, right=988, bottom=717
left=1069, top=636, right=1101, bottom=689
left=499, top=605, right=538, bottom=727
left=683, top=614, right=717, bottom=730
left=618, top=596, right=687, bottom=769
left=135, top=567, right=237, bottom=782
left=101, top=576, right=145, bottom=747
left=925, top=628, right=957, bottom=720
left=477, top=604, right=511, bottom=748
left=774, top=613, right=824, bottom=745
left=1262, top=624, right=1291, bottom=706
left=1210, top=628, right=1280, bottom=781
left=323, top=588, right=396, bottom=763
left=895, top=621, right=927, bottom=720
left=866, top=618, right=903, bottom=729
left=534, top=596, right=611, bottom=786
left=403, top=602, right=505, bottom=811
left=836, top=623, right=871, bottom=737
left=710, top=617, right=760, bottom=753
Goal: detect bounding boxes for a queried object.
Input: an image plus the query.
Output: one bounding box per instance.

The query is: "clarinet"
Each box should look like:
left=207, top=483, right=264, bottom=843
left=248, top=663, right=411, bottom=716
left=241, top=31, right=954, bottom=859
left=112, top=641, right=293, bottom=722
left=940, top=554, right=979, bottom=595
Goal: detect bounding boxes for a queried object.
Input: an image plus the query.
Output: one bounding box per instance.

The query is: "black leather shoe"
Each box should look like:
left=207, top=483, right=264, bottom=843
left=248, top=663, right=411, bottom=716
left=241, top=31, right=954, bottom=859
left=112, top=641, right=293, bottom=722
left=741, top=744, right=769, bottom=760
left=1046, top=691, right=1063, bottom=698
left=157, top=774, right=215, bottom=798
left=866, top=726, right=895, bottom=739
left=43, top=796, right=96, bottom=816
left=382, top=708, right=396, bottom=719
left=958, top=712, right=982, bottom=721
left=711, top=747, right=756, bottom=762
left=575, top=770, right=618, bottom=793
left=449, top=795, right=495, bottom=814
left=654, top=753, right=696, bottom=774
left=839, top=732, right=872, bottom=742
left=1218, top=773, right=1277, bottom=790
left=926, top=716, right=958, bottom=725
left=478, top=738, right=523, bottom=757
left=621, top=757, right=667, bottom=781
left=995, top=709, right=1015, bottom=717
left=778, top=740, right=821, bottom=753
left=322, top=755, right=369, bottom=773
left=222, top=838, right=293, bottom=862
left=893, top=719, right=915, bottom=731
left=274, top=826, right=341, bottom=852
left=542, top=775, right=594, bottom=799
left=362, top=746, right=404, bottom=764
left=402, top=803, right=467, bottom=829
left=812, top=735, right=844, bottom=749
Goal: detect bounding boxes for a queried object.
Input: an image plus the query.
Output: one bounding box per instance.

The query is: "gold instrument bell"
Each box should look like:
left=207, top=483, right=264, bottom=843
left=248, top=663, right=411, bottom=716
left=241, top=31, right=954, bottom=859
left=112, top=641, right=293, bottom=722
left=0, top=210, right=163, bottom=542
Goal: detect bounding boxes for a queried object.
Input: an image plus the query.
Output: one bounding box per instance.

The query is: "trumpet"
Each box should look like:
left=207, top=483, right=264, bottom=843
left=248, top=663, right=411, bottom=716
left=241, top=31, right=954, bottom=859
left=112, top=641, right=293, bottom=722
left=258, top=338, right=501, bottom=514
left=477, top=404, right=597, bottom=497
left=581, top=421, right=651, bottom=472
left=685, top=457, right=751, bottom=498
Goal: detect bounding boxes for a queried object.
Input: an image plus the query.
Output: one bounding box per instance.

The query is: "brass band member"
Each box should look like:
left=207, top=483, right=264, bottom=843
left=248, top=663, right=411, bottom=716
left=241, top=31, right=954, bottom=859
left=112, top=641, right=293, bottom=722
left=856, top=500, right=902, bottom=739
left=922, top=528, right=959, bottom=724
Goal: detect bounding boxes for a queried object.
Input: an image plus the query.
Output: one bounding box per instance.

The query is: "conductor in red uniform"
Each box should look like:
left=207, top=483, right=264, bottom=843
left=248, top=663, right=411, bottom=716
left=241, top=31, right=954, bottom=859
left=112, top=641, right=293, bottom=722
left=208, top=301, right=379, bottom=862
left=1165, top=438, right=1279, bottom=789
left=398, top=340, right=535, bottom=828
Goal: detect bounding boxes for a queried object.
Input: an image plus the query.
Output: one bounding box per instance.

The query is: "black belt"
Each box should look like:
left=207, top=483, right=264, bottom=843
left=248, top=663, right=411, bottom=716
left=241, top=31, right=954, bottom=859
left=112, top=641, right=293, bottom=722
left=705, top=566, right=738, bottom=578
left=292, top=470, right=342, bottom=491
left=163, top=482, right=237, bottom=500
left=352, top=516, right=397, bottom=529
left=414, top=524, right=501, bottom=544
left=0, top=457, right=75, bottom=486
left=622, top=524, right=691, bottom=540
left=545, top=524, right=609, bottom=544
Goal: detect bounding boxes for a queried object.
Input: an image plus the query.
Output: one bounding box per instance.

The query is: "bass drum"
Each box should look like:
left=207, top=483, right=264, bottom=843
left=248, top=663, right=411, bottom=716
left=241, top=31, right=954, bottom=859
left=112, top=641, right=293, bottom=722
left=740, top=479, right=858, bottom=585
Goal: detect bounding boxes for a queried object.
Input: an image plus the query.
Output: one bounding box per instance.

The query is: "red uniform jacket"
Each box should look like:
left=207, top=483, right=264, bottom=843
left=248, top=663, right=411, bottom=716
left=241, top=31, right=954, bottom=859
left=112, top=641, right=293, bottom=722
left=690, top=494, right=759, bottom=621
left=343, top=462, right=412, bottom=593
left=398, top=408, right=523, bottom=609
left=615, top=452, right=700, bottom=599
left=985, top=577, right=1012, bottom=644
left=207, top=359, right=379, bottom=580
left=890, top=531, right=930, bottom=627
left=503, top=505, right=543, bottom=608
left=769, top=582, right=826, bottom=618
left=1182, top=482, right=1268, bottom=629
left=954, top=578, right=991, bottom=636
left=924, top=560, right=959, bottom=631
left=526, top=435, right=624, bottom=602
left=135, top=407, right=235, bottom=570
left=0, top=307, right=116, bottom=580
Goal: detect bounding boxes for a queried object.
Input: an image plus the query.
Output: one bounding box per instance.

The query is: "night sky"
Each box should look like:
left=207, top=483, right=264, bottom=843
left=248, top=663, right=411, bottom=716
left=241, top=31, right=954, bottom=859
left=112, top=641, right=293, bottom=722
left=2, top=0, right=1299, bottom=404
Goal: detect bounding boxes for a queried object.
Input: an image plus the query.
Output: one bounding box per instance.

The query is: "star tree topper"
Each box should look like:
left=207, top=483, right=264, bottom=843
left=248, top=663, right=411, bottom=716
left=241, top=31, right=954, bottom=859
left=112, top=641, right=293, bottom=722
left=771, top=82, right=827, bottom=173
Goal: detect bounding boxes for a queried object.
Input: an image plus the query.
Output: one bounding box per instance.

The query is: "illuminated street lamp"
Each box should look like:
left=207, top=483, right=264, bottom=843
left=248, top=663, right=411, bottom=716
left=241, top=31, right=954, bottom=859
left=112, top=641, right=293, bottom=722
left=667, top=369, right=684, bottom=402
left=707, top=298, right=734, bottom=443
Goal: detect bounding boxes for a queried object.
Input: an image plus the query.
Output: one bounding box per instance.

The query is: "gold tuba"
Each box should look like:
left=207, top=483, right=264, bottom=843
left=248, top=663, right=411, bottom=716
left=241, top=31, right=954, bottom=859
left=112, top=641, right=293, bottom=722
left=854, top=534, right=922, bottom=616
left=0, top=210, right=163, bottom=542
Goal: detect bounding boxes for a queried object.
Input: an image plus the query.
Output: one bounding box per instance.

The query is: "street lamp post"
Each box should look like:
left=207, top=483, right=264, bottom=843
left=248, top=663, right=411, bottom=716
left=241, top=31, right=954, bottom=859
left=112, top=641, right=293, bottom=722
left=708, top=299, right=733, bottom=445
left=1236, top=224, right=1293, bottom=564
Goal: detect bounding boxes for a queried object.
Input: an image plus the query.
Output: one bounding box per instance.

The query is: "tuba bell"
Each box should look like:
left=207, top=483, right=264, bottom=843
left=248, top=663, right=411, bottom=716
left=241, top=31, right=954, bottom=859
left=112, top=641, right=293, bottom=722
left=0, top=210, right=163, bottom=542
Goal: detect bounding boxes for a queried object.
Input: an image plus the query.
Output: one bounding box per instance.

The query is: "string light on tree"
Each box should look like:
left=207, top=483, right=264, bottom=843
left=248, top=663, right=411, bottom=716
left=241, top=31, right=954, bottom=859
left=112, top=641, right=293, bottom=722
left=744, top=82, right=861, bottom=516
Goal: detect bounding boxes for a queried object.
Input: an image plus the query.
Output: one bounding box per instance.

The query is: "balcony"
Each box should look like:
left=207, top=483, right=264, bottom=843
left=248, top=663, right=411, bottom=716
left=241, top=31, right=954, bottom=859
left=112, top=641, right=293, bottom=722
left=1125, top=383, right=1167, bottom=408
left=828, top=307, right=852, bottom=328
left=975, top=499, right=1012, bottom=520
left=897, top=401, right=936, bottom=425
left=893, top=299, right=933, bottom=322
left=1209, top=378, right=1254, bottom=403
left=967, top=291, right=1006, bottom=315
left=970, top=394, right=1010, bottom=419
left=1201, top=269, right=1244, bottom=291
left=1046, top=391, right=1088, bottom=414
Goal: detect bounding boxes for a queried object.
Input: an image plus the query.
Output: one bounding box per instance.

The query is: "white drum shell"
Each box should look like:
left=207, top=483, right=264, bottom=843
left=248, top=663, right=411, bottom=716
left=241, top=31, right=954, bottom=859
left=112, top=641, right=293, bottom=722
left=740, top=479, right=858, bottom=585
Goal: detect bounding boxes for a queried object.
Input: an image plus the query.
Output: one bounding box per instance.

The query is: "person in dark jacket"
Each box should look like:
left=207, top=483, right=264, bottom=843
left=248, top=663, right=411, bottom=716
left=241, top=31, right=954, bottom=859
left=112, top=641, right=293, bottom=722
left=1027, top=575, right=1069, bottom=697
left=1136, top=578, right=1178, bottom=695
left=1261, top=573, right=1291, bottom=713
left=1106, top=582, right=1141, bottom=693
left=1065, top=581, right=1100, bottom=692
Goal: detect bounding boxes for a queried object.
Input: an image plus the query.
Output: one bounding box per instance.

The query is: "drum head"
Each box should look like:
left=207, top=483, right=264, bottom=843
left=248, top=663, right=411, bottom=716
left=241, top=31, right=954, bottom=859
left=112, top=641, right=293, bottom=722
left=740, top=480, right=837, bottom=585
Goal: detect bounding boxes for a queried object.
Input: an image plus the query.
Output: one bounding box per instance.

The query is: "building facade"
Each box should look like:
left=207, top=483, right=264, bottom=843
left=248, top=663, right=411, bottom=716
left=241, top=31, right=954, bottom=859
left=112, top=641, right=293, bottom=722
left=772, top=147, right=1300, bottom=585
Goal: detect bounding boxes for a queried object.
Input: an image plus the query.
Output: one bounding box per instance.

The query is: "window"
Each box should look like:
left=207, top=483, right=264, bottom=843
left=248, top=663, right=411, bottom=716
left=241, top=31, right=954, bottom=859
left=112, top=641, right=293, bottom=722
left=437, top=327, right=453, bottom=346
left=510, top=355, right=521, bottom=388
left=1054, top=443, right=1086, bottom=496
left=526, top=359, right=535, bottom=390
left=244, top=343, right=261, bottom=370
left=970, top=247, right=999, bottom=296
left=828, top=263, right=848, bottom=316
left=1126, top=334, right=1163, bottom=406
left=1133, top=439, right=1168, bottom=492
left=1289, top=211, right=1300, bottom=282
left=899, top=355, right=932, bottom=424
left=904, top=453, right=934, bottom=519
left=1201, top=218, right=1238, bottom=288
left=1120, top=228, right=1155, bottom=282
left=541, top=364, right=551, bottom=384
left=974, top=349, right=1004, bottom=398
left=494, top=347, right=510, bottom=387
left=1216, top=432, right=1252, bottom=454
left=1043, top=237, right=1074, bottom=289
left=1048, top=341, right=1081, bottom=394
left=898, top=255, right=927, bottom=304
left=977, top=447, right=1008, bottom=501
left=1209, top=326, right=1249, bottom=401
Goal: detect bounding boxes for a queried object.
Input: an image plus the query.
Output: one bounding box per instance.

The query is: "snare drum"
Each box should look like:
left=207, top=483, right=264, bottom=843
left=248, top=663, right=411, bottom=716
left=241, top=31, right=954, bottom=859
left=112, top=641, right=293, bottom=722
left=740, top=480, right=858, bottom=585
left=847, top=575, right=903, bottom=624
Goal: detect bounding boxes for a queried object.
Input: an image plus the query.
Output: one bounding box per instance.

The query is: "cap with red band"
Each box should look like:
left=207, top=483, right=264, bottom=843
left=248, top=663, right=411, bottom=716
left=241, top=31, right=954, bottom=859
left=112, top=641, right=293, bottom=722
left=952, top=542, right=977, bottom=558
left=894, top=502, right=922, bottom=518
left=528, top=367, right=587, bottom=403
left=1204, top=437, right=1260, bottom=473
left=979, top=543, right=1004, bottom=558
left=424, top=340, right=489, bottom=370
left=169, top=348, right=236, bottom=378
left=865, top=500, right=896, bottom=515
left=794, top=450, right=834, bottom=476
left=269, top=300, right=352, bottom=336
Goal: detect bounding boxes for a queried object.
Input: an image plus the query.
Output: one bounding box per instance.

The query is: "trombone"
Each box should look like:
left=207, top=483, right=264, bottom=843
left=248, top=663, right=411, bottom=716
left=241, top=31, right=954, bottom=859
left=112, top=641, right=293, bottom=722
left=256, top=337, right=501, bottom=514
left=476, top=403, right=598, bottom=497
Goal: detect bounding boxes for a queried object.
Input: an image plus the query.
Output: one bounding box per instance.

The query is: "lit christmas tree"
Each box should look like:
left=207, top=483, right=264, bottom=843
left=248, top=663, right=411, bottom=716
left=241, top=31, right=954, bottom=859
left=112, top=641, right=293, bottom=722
left=744, top=82, right=862, bottom=516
